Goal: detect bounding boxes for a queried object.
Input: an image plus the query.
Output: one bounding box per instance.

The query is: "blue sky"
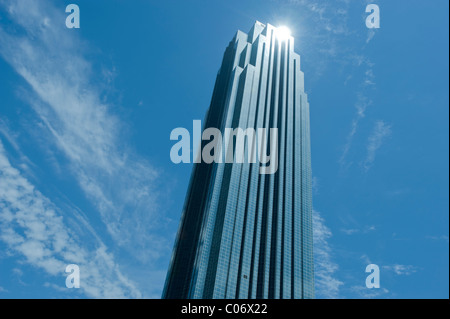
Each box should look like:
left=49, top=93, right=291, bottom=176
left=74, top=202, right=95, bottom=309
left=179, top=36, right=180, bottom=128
left=0, top=0, right=448, bottom=299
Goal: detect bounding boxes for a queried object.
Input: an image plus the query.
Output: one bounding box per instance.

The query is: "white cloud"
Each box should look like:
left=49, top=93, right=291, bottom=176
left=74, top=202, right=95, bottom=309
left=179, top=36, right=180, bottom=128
left=341, top=229, right=359, bottom=235
left=383, top=264, right=419, bottom=276
left=341, top=225, right=376, bottom=235
left=0, top=0, right=170, bottom=262
left=339, top=56, right=377, bottom=168
left=366, top=29, right=376, bottom=44
left=340, top=94, right=372, bottom=166
left=363, top=120, right=392, bottom=171
left=426, top=235, right=449, bottom=243
left=313, top=210, right=343, bottom=298
left=312, top=176, right=319, bottom=194
left=0, top=141, right=142, bottom=298
left=364, top=69, right=375, bottom=86
left=360, top=254, right=372, bottom=265
left=12, top=268, right=23, bottom=277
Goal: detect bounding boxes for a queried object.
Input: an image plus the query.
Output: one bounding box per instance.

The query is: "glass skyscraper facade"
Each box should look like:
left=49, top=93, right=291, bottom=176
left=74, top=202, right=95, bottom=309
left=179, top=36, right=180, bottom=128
left=163, top=21, right=314, bottom=299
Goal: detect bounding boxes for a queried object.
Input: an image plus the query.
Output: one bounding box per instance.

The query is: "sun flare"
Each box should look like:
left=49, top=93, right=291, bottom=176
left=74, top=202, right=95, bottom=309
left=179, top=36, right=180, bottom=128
left=276, top=26, right=292, bottom=41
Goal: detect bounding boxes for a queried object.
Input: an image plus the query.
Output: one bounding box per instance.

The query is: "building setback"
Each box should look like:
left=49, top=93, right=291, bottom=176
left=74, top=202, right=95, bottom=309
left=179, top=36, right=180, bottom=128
left=163, top=21, right=314, bottom=299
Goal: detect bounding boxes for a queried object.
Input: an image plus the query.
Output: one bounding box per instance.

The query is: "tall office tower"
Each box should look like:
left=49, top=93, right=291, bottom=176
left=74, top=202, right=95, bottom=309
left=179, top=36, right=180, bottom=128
left=163, top=21, right=313, bottom=299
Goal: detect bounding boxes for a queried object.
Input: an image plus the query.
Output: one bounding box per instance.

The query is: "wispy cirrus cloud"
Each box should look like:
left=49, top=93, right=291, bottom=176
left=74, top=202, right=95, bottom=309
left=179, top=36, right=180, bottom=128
left=339, top=52, right=377, bottom=167
left=0, top=0, right=170, bottom=262
left=363, top=120, right=392, bottom=171
left=383, top=264, right=419, bottom=276
left=366, top=29, right=376, bottom=44
left=426, top=235, right=449, bottom=243
left=0, top=141, right=141, bottom=298
left=340, top=225, right=376, bottom=235
left=313, top=210, right=344, bottom=299
left=0, top=0, right=172, bottom=297
left=339, top=93, right=373, bottom=167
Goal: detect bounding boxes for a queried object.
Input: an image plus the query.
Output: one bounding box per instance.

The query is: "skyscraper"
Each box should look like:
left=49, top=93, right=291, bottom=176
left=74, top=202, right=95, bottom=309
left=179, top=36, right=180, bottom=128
left=163, top=21, right=314, bottom=299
